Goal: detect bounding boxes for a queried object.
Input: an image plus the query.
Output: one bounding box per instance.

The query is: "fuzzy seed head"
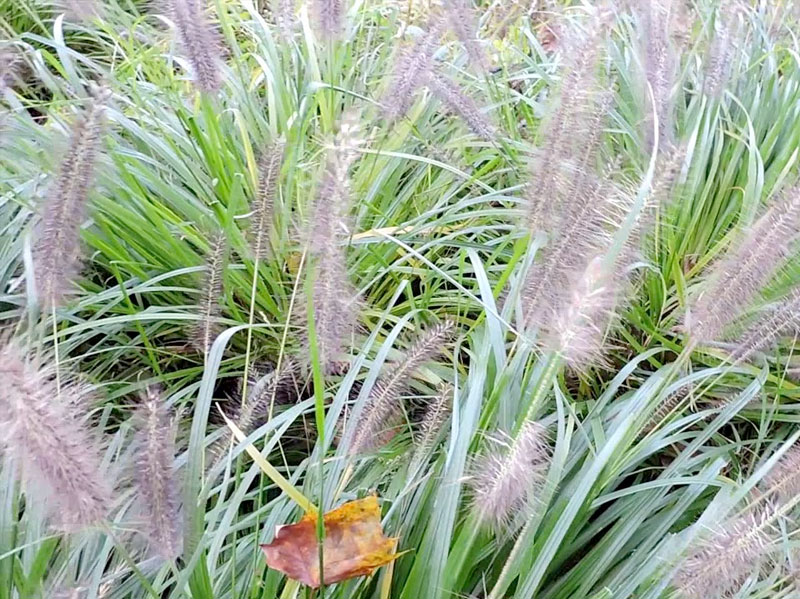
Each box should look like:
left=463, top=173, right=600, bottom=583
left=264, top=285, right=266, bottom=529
left=192, top=232, right=227, bottom=355
left=383, top=18, right=446, bottom=122
left=524, top=16, right=611, bottom=232
left=543, top=255, right=621, bottom=370
left=427, top=70, right=497, bottom=141
left=167, top=0, right=224, bottom=93
left=309, top=112, right=361, bottom=256
left=624, top=145, right=687, bottom=266
left=703, top=12, right=734, bottom=99
left=0, top=47, right=22, bottom=92
left=763, top=442, right=800, bottom=507
left=305, top=115, right=363, bottom=373
left=32, top=91, right=108, bottom=309
left=689, top=189, right=800, bottom=345
left=673, top=509, right=773, bottom=599
left=133, top=387, right=182, bottom=560
left=470, top=422, right=550, bottom=529
left=274, top=0, right=297, bottom=41
left=729, top=289, right=800, bottom=363
left=237, top=360, right=301, bottom=432
left=312, top=0, right=344, bottom=40
left=250, top=141, right=284, bottom=261
left=55, top=0, right=101, bottom=20
left=0, top=341, right=111, bottom=530
left=348, top=320, right=455, bottom=455
left=309, top=256, right=360, bottom=372
left=408, top=382, right=453, bottom=471
left=522, top=162, right=631, bottom=337
left=415, top=382, right=452, bottom=449
left=639, top=384, right=692, bottom=437
left=443, top=0, right=488, bottom=71
left=641, top=0, right=677, bottom=151
left=207, top=362, right=303, bottom=470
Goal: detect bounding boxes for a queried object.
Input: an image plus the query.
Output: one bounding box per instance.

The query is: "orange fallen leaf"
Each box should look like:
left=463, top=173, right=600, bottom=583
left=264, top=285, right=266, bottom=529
left=260, top=495, right=399, bottom=588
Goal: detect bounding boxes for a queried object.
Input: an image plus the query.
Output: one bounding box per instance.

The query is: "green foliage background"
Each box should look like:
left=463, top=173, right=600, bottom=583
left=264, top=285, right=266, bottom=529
left=2, top=0, right=800, bottom=598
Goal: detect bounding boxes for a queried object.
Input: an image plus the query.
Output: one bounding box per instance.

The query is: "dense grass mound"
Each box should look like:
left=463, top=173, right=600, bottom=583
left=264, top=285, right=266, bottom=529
left=2, top=1, right=800, bottom=598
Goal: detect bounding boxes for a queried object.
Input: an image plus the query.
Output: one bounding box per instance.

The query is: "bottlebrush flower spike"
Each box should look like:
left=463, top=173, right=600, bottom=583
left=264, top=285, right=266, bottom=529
left=0, top=47, right=22, bottom=92
left=167, top=0, right=223, bottom=93
left=689, top=188, right=800, bottom=345
left=703, top=10, right=734, bottom=99
left=57, top=0, right=101, bottom=20
left=443, top=0, right=488, bottom=70
left=312, top=0, right=344, bottom=41
left=250, top=141, right=284, bottom=261
left=382, top=18, right=446, bottom=122
left=348, top=320, right=455, bottom=456
left=32, top=88, right=109, bottom=309
left=763, top=442, right=800, bottom=507
left=639, top=384, right=692, bottom=437
left=524, top=17, right=609, bottom=233
left=415, top=382, right=452, bottom=448
left=133, top=387, right=182, bottom=560
left=673, top=509, right=773, bottom=599
left=470, top=421, right=550, bottom=528
left=409, top=382, right=453, bottom=471
left=237, top=360, right=301, bottom=431
left=427, top=70, right=497, bottom=141
left=192, top=232, right=227, bottom=355
left=729, top=289, right=800, bottom=363
left=522, top=160, right=621, bottom=335
left=543, top=254, right=623, bottom=370
left=274, top=0, right=297, bottom=42
left=0, top=340, right=111, bottom=530
left=261, top=495, right=399, bottom=588
left=208, top=360, right=302, bottom=468
left=641, top=0, right=677, bottom=152
left=305, top=114, right=362, bottom=373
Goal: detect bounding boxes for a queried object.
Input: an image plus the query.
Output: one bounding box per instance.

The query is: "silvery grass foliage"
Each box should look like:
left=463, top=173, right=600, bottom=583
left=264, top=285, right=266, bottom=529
left=2, top=1, right=800, bottom=599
